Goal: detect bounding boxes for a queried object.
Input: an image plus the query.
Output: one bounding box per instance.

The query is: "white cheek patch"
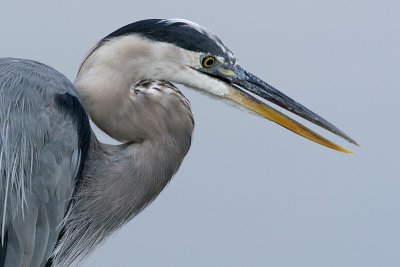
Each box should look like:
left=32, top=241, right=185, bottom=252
left=171, top=67, right=230, bottom=98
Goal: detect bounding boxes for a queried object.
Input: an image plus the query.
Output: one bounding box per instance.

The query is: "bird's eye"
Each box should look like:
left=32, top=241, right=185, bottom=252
left=202, top=56, right=215, bottom=68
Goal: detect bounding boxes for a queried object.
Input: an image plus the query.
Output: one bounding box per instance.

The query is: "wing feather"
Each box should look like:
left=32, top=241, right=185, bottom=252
left=0, top=58, right=90, bottom=266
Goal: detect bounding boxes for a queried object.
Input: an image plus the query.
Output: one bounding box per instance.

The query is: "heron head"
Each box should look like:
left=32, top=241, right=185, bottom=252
left=77, top=19, right=357, bottom=152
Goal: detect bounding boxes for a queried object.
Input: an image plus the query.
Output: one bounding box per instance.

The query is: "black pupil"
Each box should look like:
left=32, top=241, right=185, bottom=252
left=205, top=58, right=214, bottom=66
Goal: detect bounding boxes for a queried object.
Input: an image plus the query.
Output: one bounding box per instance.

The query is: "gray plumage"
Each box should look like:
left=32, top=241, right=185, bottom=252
left=52, top=79, right=193, bottom=265
left=0, top=58, right=89, bottom=266
left=0, top=18, right=356, bottom=267
left=0, top=58, right=194, bottom=266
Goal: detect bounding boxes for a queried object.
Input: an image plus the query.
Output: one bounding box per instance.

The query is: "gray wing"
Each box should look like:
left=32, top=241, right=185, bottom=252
left=0, top=58, right=90, bottom=267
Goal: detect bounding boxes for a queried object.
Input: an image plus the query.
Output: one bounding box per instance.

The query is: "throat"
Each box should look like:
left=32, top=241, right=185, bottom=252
left=83, top=132, right=192, bottom=224
left=93, top=135, right=190, bottom=211
left=53, top=128, right=192, bottom=265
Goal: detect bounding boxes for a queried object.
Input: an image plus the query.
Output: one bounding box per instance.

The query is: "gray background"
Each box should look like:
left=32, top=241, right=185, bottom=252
left=1, top=0, right=399, bottom=266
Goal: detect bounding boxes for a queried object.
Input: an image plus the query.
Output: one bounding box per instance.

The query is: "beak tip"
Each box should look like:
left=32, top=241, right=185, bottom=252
left=348, top=139, right=360, bottom=147
left=338, top=147, right=355, bottom=155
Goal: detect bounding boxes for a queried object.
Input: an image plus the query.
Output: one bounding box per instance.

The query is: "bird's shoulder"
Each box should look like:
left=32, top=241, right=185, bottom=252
left=0, top=58, right=91, bottom=266
left=0, top=58, right=90, bottom=186
left=0, top=57, right=91, bottom=201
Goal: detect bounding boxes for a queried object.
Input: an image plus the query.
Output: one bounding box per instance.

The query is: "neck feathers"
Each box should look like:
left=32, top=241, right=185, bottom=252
left=74, top=34, right=194, bottom=142
left=57, top=37, right=195, bottom=264
left=53, top=115, right=193, bottom=265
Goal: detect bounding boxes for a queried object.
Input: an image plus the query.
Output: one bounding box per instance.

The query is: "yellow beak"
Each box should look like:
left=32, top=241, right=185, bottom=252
left=225, top=86, right=354, bottom=154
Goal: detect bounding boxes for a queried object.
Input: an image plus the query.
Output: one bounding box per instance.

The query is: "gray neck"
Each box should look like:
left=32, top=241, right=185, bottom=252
left=52, top=35, right=195, bottom=265
left=53, top=127, right=192, bottom=265
left=86, top=128, right=192, bottom=217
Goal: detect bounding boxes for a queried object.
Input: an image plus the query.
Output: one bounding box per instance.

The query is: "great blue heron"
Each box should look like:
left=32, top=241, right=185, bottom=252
left=0, top=19, right=357, bottom=266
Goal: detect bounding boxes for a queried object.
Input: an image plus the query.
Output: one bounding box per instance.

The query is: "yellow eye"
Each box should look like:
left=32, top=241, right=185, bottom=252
left=202, top=56, right=215, bottom=68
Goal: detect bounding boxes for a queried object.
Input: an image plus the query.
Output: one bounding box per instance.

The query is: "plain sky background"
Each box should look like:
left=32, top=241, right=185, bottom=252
left=1, top=0, right=399, bottom=266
